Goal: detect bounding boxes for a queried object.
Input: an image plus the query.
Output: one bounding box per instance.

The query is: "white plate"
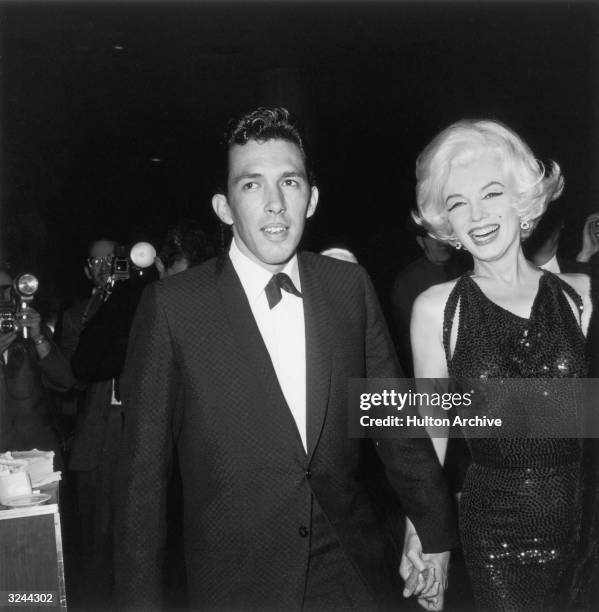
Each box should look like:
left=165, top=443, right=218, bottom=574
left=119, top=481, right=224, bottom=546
left=2, top=493, right=51, bottom=508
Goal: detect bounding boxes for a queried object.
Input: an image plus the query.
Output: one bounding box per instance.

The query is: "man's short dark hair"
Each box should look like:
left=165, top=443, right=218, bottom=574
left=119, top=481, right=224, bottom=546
left=159, top=223, right=214, bottom=269
left=217, top=106, right=314, bottom=192
left=523, top=200, right=565, bottom=253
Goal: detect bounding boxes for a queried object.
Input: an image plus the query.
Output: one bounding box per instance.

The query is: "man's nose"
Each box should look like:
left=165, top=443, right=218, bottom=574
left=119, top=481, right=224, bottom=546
left=265, top=185, right=286, bottom=214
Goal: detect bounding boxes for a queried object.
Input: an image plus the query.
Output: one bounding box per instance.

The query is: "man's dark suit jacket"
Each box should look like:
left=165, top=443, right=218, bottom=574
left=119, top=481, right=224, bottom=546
left=558, top=256, right=590, bottom=275
left=114, top=252, right=456, bottom=610
left=60, top=298, right=113, bottom=471
left=64, top=279, right=148, bottom=471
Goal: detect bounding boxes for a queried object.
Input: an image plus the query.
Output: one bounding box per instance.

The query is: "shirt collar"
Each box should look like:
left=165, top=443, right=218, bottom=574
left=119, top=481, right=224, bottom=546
left=539, top=254, right=561, bottom=274
left=228, top=237, right=301, bottom=302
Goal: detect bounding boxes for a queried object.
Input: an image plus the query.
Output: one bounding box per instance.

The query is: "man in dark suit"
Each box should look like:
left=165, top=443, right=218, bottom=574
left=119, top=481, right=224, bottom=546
left=524, top=202, right=591, bottom=274
left=390, top=223, right=469, bottom=377
left=58, top=239, right=125, bottom=607
left=114, top=107, right=456, bottom=611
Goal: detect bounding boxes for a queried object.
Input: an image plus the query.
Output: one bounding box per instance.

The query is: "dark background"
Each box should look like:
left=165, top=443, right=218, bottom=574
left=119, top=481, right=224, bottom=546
left=1, top=0, right=598, bottom=306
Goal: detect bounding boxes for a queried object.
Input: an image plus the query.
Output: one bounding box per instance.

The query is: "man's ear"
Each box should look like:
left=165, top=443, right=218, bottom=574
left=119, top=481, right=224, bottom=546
left=212, top=193, right=234, bottom=226
left=306, top=186, right=319, bottom=219
left=83, top=265, right=92, bottom=281
left=154, top=256, right=165, bottom=279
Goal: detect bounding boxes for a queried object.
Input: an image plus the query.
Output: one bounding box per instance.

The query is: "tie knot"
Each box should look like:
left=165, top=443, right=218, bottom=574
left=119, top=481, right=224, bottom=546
left=265, top=273, right=302, bottom=309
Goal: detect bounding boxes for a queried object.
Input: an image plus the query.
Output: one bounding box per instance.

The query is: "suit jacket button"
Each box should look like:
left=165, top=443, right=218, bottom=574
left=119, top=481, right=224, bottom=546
left=305, top=470, right=312, bottom=479
left=298, top=526, right=309, bottom=538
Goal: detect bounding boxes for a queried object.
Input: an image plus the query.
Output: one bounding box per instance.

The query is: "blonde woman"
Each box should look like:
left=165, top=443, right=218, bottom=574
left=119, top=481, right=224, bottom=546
left=410, top=120, right=591, bottom=610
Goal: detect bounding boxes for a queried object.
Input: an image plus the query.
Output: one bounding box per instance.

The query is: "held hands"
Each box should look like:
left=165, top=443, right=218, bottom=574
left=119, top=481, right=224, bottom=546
left=400, top=518, right=450, bottom=611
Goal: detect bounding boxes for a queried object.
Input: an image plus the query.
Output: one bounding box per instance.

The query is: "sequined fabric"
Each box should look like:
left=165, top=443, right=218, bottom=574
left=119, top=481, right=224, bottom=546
left=444, top=271, right=588, bottom=611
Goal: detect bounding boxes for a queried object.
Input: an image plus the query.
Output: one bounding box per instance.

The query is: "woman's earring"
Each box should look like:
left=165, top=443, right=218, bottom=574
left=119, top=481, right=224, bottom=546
left=454, top=241, right=462, bottom=250
left=520, top=219, right=531, bottom=231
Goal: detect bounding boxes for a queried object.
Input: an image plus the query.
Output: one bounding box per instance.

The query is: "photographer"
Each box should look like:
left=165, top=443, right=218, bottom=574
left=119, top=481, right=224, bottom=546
left=0, top=270, right=74, bottom=468
left=59, top=238, right=157, bottom=608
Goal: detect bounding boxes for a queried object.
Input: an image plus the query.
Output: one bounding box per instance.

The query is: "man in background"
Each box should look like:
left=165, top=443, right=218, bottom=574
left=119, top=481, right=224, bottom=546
left=58, top=238, right=121, bottom=608
left=390, top=222, right=469, bottom=377
left=154, top=221, right=214, bottom=279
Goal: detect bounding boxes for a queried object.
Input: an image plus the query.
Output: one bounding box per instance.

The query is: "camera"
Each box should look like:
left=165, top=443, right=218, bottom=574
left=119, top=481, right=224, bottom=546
left=96, top=242, right=157, bottom=297
left=0, top=274, right=39, bottom=337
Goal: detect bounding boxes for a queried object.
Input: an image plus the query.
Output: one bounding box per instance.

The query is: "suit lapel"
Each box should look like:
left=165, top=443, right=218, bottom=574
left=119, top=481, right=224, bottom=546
left=299, top=255, right=333, bottom=460
left=215, top=255, right=307, bottom=455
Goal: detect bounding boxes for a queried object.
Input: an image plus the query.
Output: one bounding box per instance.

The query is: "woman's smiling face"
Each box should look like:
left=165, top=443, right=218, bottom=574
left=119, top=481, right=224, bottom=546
left=443, top=150, right=522, bottom=261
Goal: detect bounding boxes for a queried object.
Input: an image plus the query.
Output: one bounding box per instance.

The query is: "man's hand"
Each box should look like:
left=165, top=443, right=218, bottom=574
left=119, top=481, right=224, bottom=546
left=0, top=330, right=17, bottom=353
left=576, top=212, right=599, bottom=263
left=15, top=306, right=42, bottom=339
left=400, top=518, right=450, bottom=611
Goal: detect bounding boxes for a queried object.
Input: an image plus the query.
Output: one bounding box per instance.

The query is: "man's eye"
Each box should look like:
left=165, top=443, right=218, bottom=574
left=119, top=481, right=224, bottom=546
left=282, top=178, right=299, bottom=187
left=483, top=191, right=503, bottom=199
left=242, top=181, right=258, bottom=191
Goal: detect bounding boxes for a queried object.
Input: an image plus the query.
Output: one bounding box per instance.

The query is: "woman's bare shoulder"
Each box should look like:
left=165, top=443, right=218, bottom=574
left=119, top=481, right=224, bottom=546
left=413, top=278, right=462, bottom=312
left=556, top=271, right=590, bottom=299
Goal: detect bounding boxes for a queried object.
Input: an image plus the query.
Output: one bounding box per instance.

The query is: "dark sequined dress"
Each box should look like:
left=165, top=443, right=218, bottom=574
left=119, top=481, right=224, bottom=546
left=443, top=270, right=588, bottom=611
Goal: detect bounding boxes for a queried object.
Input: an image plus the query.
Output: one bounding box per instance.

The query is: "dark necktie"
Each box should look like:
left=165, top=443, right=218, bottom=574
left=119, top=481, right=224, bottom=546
left=264, top=273, right=302, bottom=309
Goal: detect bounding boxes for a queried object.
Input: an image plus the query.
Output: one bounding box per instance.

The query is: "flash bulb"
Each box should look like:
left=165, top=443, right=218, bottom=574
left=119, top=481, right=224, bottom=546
left=15, top=273, right=39, bottom=297
left=130, top=242, right=157, bottom=268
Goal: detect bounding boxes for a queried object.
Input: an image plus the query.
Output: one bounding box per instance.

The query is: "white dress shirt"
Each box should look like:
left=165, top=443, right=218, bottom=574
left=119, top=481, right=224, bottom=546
left=229, top=239, right=307, bottom=452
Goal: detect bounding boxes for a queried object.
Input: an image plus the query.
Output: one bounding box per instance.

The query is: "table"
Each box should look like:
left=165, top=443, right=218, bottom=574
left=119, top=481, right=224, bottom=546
left=0, top=486, right=66, bottom=611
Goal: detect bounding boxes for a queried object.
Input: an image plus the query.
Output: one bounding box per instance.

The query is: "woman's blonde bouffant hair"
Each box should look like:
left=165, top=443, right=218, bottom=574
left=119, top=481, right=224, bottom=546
left=412, top=119, right=564, bottom=243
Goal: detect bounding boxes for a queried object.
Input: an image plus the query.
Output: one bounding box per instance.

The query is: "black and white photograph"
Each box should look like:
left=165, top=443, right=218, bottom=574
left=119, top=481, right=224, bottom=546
left=0, top=1, right=598, bottom=611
